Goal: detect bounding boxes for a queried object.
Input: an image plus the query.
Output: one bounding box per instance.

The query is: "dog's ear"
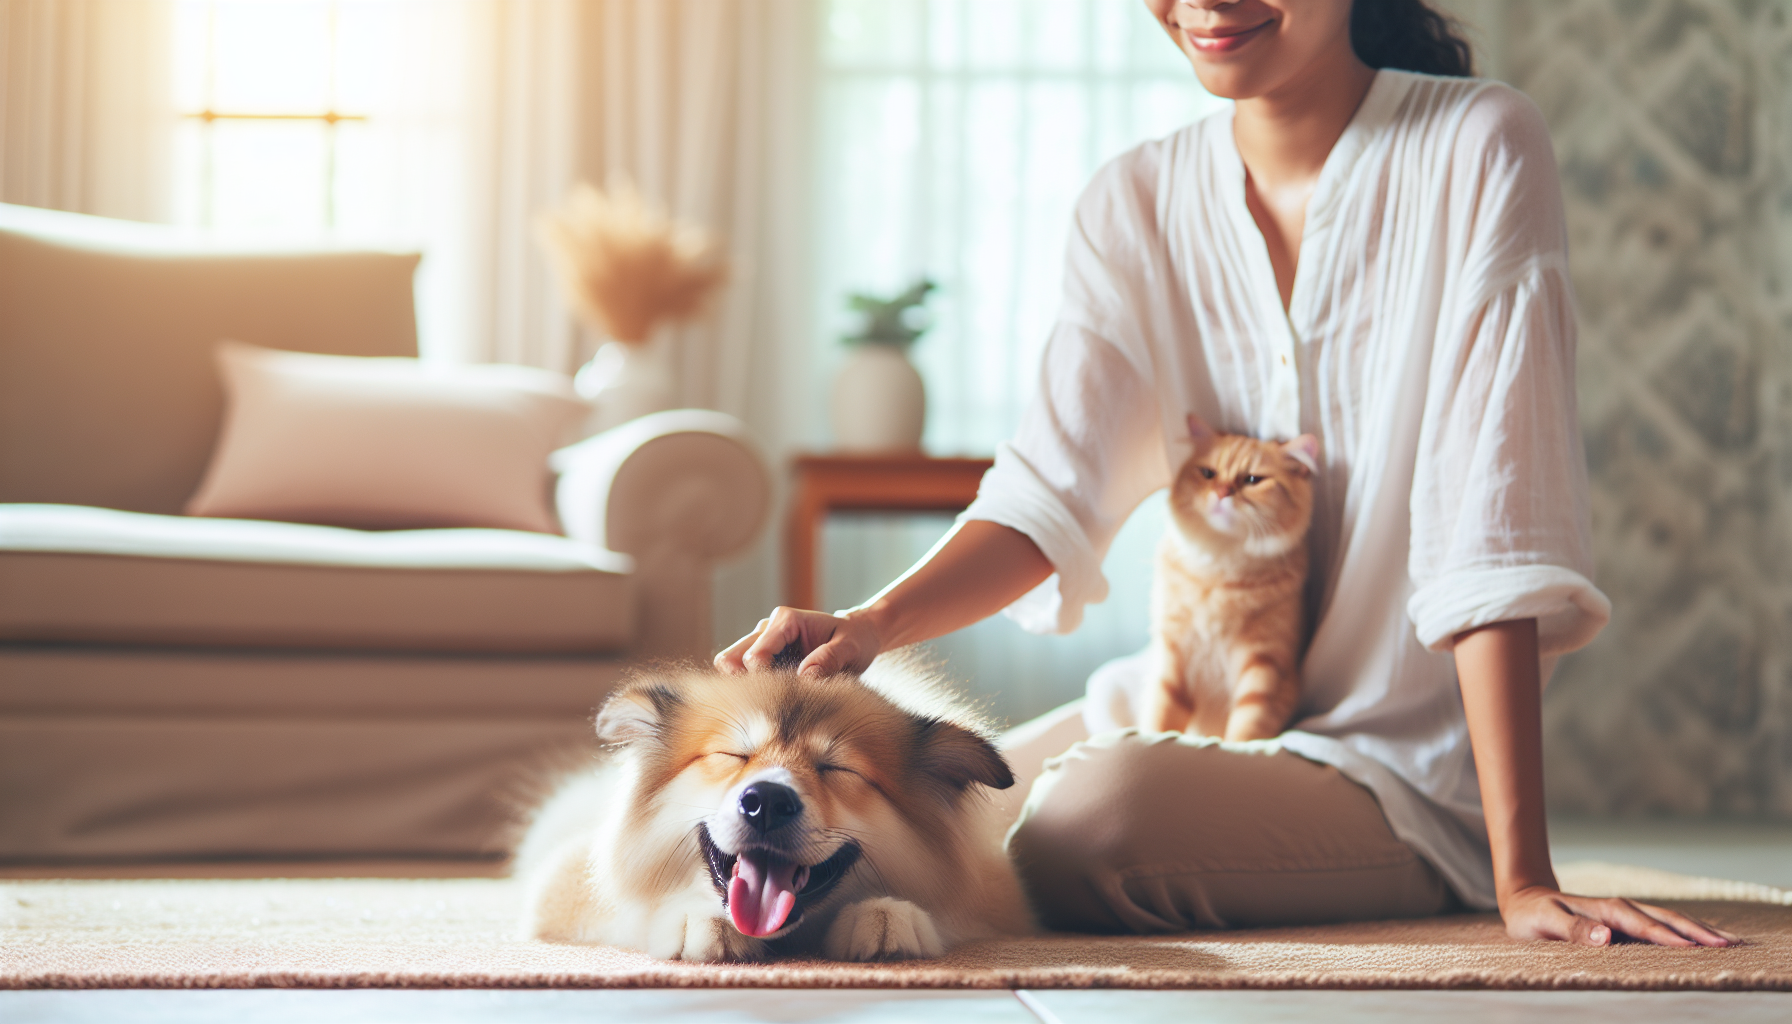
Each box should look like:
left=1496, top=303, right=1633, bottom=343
left=913, top=718, right=1015, bottom=791
left=595, top=679, right=683, bottom=745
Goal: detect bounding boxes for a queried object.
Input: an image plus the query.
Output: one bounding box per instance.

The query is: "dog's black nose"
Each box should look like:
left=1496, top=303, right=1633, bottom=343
left=738, top=782, right=801, bottom=834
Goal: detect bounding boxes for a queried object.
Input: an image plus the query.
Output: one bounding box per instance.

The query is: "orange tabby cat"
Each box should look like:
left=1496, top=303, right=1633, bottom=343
left=1141, top=414, right=1319, bottom=741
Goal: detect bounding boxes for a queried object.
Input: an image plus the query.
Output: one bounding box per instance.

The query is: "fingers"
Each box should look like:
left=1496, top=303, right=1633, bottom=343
left=718, top=607, right=883, bottom=678
left=1503, top=889, right=1607, bottom=945
left=1526, top=896, right=1609, bottom=946
left=714, top=618, right=771, bottom=674
left=798, top=641, right=844, bottom=678
left=1589, top=897, right=1697, bottom=947
left=741, top=609, right=815, bottom=672
left=1506, top=888, right=1740, bottom=949
left=1627, top=899, right=1737, bottom=947
left=1565, top=912, right=1612, bottom=947
left=1557, top=895, right=1728, bottom=948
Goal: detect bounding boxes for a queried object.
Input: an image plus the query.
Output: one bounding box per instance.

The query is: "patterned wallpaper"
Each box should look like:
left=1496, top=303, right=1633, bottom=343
left=1467, top=0, right=1792, bottom=816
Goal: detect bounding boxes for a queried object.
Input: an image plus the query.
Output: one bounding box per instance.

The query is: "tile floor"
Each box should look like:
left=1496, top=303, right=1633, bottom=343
left=5, top=989, right=1792, bottom=1023
left=5, top=817, right=1789, bottom=1022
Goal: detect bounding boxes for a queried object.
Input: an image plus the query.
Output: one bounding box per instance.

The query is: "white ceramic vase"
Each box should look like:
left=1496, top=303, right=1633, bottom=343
left=574, top=340, right=677, bottom=437
left=830, top=344, right=925, bottom=452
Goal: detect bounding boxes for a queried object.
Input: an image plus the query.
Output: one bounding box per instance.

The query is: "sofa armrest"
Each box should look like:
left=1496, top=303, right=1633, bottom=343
left=552, top=410, right=769, bottom=659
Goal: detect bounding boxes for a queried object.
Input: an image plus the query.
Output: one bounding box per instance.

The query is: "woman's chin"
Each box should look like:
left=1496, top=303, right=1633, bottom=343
left=1187, top=63, right=1280, bottom=102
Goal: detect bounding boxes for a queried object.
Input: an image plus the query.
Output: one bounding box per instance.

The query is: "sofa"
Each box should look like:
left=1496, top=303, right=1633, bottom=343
left=0, top=203, right=769, bottom=861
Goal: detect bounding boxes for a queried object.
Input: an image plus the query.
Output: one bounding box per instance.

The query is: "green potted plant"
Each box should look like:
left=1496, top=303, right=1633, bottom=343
left=830, top=278, right=936, bottom=452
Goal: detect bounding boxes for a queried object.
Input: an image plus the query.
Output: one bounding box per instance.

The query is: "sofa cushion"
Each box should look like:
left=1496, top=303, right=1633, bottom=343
left=0, top=203, right=422, bottom=516
left=0, top=505, right=636, bottom=654
left=186, top=342, right=588, bottom=534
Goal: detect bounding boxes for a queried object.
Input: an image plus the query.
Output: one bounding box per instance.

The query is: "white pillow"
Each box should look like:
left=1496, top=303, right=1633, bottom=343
left=186, top=342, right=589, bottom=534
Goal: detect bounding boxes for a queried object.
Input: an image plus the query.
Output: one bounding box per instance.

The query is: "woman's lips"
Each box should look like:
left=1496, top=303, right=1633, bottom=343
left=1183, top=19, right=1274, bottom=54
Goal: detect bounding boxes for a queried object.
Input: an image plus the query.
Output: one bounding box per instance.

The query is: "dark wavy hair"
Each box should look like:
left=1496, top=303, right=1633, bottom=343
left=1350, top=0, right=1476, bottom=78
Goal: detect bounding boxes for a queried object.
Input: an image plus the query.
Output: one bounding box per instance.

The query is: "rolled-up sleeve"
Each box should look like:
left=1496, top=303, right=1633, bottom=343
left=1406, top=90, right=1609, bottom=655
left=962, top=149, right=1176, bottom=635
left=964, top=322, right=1166, bottom=634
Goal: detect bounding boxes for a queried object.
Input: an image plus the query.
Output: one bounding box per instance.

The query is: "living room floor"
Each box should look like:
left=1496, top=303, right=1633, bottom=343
left=6, top=817, right=1790, bottom=1023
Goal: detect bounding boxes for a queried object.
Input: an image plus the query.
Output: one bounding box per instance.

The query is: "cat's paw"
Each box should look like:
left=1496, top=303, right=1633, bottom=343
left=823, top=897, right=945, bottom=961
left=645, top=907, right=762, bottom=961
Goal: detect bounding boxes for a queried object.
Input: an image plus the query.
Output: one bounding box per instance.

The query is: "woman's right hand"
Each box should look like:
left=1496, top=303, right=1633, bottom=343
left=714, top=606, right=885, bottom=677
left=716, top=522, right=1052, bottom=679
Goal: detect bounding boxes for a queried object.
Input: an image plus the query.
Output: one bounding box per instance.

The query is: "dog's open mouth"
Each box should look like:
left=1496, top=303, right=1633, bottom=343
left=697, top=825, right=860, bottom=937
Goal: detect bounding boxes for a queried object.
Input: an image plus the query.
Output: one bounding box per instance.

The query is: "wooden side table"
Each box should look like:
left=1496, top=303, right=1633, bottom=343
left=785, top=453, right=994, bottom=610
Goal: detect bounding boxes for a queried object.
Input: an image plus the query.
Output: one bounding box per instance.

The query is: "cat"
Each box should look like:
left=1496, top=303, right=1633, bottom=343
left=1140, top=414, right=1319, bottom=741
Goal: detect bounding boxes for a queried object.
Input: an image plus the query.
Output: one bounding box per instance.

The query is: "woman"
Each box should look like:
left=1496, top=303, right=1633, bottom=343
left=721, top=0, right=1732, bottom=947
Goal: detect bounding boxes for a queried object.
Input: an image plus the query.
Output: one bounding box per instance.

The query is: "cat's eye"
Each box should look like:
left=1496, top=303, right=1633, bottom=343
left=1244, top=475, right=1264, bottom=485
left=1198, top=467, right=1216, bottom=479
left=714, top=751, right=749, bottom=762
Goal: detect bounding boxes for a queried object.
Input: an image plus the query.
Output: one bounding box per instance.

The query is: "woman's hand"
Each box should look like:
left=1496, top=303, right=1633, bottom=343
left=715, top=521, right=1052, bottom=679
left=1501, top=884, right=1736, bottom=947
left=1453, top=620, right=1744, bottom=948
left=714, top=606, right=884, bottom=677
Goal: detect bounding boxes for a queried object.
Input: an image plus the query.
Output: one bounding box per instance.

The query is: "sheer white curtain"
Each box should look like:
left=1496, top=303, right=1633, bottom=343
left=572, top=0, right=820, bottom=648
left=574, top=0, right=817, bottom=429
left=460, top=0, right=581, bottom=371
left=813, top=0, right=1225, bottom=723
left=0, top=0, right=172, bottom=220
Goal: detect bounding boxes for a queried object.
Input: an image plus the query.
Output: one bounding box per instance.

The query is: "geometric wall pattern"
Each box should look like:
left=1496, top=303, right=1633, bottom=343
left=1489, top=1, right=1792, bottom=816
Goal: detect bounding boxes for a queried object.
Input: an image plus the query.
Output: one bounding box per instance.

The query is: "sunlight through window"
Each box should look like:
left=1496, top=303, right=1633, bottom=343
left=816, top=0, right=1228, bottom=454
left=170, top=0, right=479, bottom=360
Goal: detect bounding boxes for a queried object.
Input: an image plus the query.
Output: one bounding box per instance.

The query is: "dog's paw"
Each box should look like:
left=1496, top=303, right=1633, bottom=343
left=645, top=909, right=757, bottom=962
left=823, top=897, right=945, bottom=961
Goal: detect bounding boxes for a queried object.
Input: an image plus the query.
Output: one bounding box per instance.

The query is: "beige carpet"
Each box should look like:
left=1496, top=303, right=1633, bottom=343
left=3, top=863, right=1788, bottom=991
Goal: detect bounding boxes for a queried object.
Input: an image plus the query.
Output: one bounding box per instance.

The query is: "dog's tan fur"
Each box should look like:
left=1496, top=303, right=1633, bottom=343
left=514, top=657, right=1035, bottom=961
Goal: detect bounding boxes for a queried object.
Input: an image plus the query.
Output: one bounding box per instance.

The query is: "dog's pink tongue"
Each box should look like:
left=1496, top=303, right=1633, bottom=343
left=728, top=852, right=799, bottom=937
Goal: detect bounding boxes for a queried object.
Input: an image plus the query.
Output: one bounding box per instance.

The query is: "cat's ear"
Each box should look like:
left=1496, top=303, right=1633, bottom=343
left=1283, top=434, right=1320, bottom=476
left=1186, top=413, right=1216, bottom=444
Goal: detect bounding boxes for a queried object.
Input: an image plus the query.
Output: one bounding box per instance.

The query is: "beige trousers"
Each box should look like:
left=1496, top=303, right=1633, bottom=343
left=997, top=701, right=1459, bottom=933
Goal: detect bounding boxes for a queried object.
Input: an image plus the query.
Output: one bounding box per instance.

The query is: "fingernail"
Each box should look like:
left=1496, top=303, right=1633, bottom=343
left=1592, top=926, right=1609, bottom=944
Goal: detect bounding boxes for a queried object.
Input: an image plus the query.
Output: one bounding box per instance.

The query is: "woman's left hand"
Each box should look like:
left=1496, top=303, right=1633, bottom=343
left=1501, top=884, right=1738, bottom=947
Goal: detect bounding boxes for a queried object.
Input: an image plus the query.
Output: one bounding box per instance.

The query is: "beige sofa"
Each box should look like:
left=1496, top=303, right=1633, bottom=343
left=0, top=203, right=769, bottom=861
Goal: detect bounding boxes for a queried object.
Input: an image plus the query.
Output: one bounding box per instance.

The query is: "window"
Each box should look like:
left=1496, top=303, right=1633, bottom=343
left=170, top=0, right=479, bottom=360
left=815, top=0, right=1226, bottom=451
left=814, top=0, right=1227, bottom=722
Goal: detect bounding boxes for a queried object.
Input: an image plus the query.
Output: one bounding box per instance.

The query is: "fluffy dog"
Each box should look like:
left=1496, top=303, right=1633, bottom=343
left=513, top=657, right=1036, bottom=961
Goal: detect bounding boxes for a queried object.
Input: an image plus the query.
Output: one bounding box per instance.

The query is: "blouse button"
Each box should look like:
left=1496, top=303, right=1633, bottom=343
left=1280, top=355, right=1288, bottom=365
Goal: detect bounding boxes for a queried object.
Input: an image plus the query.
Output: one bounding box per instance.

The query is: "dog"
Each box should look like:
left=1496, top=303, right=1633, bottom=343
left=512, top=656, right=1036, bottom=961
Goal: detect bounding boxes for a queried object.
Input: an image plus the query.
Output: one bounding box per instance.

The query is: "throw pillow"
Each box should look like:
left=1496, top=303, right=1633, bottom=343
left=186, top=341, right=589, bottom=533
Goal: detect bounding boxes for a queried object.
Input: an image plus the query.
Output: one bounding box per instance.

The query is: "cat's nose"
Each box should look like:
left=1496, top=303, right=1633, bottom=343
left=1213, top=485, right=1233, bottom=499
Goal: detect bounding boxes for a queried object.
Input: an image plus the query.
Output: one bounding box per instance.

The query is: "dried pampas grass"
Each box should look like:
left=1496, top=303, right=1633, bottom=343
left=537, top=180, right=728, bottom=345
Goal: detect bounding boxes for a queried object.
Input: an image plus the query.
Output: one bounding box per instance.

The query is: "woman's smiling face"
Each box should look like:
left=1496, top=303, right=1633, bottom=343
left=1144, top=0, right=1357, bottom=100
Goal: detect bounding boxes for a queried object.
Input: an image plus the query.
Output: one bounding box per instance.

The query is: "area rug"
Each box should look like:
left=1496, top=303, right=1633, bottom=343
left=3, top=863, right=1788, bottom=991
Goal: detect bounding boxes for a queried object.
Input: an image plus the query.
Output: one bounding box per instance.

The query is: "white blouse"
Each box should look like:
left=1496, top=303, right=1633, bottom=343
left=963, top=70, right=1610, bottom=909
